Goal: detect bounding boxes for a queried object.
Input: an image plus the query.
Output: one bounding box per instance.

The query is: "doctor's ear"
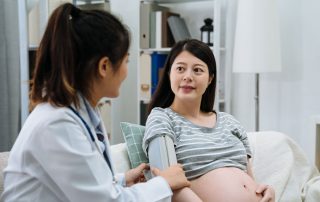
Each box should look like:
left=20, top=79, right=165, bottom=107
left=98, top=56, right=110, bottom=77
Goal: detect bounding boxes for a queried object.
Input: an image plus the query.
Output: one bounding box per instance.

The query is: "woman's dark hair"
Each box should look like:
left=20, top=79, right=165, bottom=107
left=148, top=39, right=216, bottom=114
left=29, top=3, right=130, bottom=110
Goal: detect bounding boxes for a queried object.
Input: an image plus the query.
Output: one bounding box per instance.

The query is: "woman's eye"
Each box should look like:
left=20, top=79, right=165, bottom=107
left=194, top=68, right=204, bottom=73
left=177, top=66, right=184, bottom=71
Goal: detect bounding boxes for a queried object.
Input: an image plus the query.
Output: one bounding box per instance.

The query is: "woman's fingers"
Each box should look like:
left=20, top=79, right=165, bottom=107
left=256, top=184, right=268, bottom=193
left=257, top=184, right=275, bottom=202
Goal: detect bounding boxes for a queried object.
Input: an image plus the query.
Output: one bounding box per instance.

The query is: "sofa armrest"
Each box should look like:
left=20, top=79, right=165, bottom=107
left=248, top=131, right=320, bottom=202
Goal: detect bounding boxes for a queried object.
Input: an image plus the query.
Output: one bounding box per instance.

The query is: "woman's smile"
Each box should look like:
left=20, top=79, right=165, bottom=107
left=180, top=85, right=195, bottom=93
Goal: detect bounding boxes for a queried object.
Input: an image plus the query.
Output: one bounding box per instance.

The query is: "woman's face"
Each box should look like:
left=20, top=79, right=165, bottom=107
left=169, top=51, right=212, bottom=103
left=103, top=54, right=129, bottom=98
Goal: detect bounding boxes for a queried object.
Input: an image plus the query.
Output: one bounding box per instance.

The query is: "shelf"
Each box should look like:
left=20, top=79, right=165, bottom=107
left=28, top=44, right=38, bottom=51
left=73, top=0, right=109, bottom=4
left=140, top=48, right=171, bottom=54
left=73, top=0, right=110, bottom=9
left=143, top=0, right=213, bottom=4
left=141, top=46, right=224, bottom=54
left=140, top=99, right=151, bottom=104
left=140, top=98, right=225, bottom=104
left=27, top=45, right=220, bottom=54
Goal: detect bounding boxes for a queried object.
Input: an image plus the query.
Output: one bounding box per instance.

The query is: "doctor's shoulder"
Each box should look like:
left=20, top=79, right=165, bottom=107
left=21, top=103, right=80, bottom=138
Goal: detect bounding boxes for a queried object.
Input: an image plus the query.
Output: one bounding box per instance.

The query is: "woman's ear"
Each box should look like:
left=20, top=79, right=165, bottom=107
left=98, top=56, right=110, bottom=78
left=208, top=75, right=214, bottom=86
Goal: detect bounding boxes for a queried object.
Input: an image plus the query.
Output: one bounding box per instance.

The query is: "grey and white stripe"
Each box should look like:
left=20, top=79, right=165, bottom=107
left=143, top=107, right=252, bottom=180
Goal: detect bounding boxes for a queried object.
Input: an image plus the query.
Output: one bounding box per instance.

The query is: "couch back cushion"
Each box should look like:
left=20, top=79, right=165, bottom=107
left=110, top=143, right=131, bottom=173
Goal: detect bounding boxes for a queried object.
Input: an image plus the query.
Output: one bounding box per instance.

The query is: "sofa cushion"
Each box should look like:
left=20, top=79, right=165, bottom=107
left=120, top=122, right=148, bottom=168
left=110, top=143, right=131, bottom=173
left=248, top=131, right=320, bottom=201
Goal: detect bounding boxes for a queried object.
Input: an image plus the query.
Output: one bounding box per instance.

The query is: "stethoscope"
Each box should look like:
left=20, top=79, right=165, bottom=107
left=68, top=106, right=114, bottom=176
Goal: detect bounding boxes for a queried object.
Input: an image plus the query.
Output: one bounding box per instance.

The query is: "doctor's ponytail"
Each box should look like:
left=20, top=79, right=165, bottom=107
left=29, top=3, right=130, bottom=110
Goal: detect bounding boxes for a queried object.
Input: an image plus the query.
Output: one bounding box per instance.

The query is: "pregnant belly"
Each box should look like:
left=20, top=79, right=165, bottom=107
left=190, top=167, right=263, bottom=202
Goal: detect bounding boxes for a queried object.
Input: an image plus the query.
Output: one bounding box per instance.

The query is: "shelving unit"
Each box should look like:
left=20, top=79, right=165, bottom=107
left=109, top=0, right=229, bottom=144
left=137, top=0, right=227, bottom=111
left=21, top=0, right=76, bottom=126
left=22, top=0, right=230, bottom=145
left=73, top=0, right=110, bottom=10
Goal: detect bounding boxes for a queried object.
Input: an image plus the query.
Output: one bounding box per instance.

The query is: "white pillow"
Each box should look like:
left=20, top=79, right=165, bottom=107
left=110, top=143, right=131, bottom=173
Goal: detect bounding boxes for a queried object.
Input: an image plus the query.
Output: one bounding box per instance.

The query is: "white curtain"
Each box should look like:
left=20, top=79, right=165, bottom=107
left=0, top=0, right=21, bottom=151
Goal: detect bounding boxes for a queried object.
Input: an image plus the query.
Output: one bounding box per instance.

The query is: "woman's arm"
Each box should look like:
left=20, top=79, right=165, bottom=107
left=247, top=157, right=255, bottom=179
left=172, top=187, right=203, bottom=202
left=148, top=136, right=202, bottom=202
left=148, top=135, right=177, bottom=171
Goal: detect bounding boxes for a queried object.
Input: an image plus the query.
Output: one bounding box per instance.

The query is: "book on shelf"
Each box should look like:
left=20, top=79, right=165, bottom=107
left=167, top=15, right=191, bottom=43
left=151, top=52, right=168, bottom=95
left=140, top=3, right=169, bottom=49
left=150, top=10, right=180, bottom=48
left=139, top=53, right=152, bottom=101
left=140, top=101, right=148, bottom=126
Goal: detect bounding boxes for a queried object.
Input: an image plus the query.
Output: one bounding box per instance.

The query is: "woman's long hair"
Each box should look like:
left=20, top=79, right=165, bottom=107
left=148, top=39, right=216, bottom=114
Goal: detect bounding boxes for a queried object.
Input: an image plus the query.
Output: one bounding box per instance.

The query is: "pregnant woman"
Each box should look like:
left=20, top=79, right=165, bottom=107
left=143, top=39, right=275, bottom=202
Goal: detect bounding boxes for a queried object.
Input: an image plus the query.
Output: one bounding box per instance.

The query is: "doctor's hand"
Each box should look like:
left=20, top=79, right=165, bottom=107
left=125, top=163, right=149, bottom=187
left=152, top=164, right=190, bottom=191
left=256, top=184, right=275, bottom=202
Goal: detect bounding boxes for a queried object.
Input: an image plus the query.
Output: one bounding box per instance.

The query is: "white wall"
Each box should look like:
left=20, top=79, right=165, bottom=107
left=300, top=0, right=320, bottom=161
left=232, top=0, right=320, bottom=163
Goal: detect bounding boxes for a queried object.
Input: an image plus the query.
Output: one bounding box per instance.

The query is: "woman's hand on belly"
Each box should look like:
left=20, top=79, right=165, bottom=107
left=255, top=184, right=275, bottom=202
left=190, top=167, right=263, bottom=202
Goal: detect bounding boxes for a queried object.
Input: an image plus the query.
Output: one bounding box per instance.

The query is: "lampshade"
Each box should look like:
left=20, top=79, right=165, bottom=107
left=233, top=0, right=282, bottom=73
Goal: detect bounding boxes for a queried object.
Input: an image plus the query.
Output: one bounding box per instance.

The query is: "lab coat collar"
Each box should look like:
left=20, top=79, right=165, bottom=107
left=69, top=94, right=115, bottom=175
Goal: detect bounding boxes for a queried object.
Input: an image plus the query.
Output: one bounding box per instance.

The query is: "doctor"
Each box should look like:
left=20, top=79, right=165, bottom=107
left=0, top=3, right=190, bottom=202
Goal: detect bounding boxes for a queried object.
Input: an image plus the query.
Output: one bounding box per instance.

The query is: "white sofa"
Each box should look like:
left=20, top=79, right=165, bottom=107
left=1, top=131, right=320, bottom=201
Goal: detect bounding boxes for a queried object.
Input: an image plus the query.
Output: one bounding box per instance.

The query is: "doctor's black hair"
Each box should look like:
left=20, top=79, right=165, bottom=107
left=29, top=3, right=130, bottom=110
left=147, top=39, right=216, bottom=114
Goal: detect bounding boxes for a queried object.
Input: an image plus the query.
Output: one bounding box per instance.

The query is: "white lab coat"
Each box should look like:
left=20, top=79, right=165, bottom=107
left=0, top=98, right=172, bottom=202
